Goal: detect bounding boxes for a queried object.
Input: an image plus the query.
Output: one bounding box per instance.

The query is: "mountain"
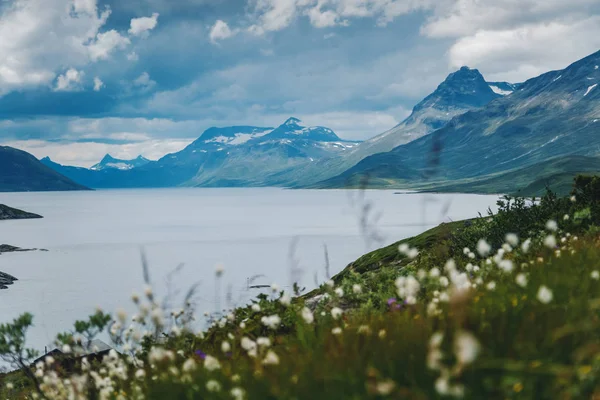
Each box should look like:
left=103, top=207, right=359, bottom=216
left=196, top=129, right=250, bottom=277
left=90, top=154, right=150, bottom=171
left=271, top=67, right=510, bottom=187
left=42, top=118, right=360, bottom=188
left=0, top=146, right=90, bottom=192
left=316, top=49, right=600, bottom=191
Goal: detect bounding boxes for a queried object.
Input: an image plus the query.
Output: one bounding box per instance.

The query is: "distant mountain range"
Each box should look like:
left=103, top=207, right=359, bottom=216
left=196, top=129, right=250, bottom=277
left=0, top=146, right=89, bottom=192
left=41, top=118, right=360, bottom=188
left=316, top=49, right=600, bottom=193
left=3, top=49, right=599, bottom=195
left=91, top=154, right=150, bottom=171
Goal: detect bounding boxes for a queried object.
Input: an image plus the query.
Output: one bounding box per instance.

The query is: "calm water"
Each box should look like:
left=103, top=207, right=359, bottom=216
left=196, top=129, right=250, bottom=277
left=0, top=188, right=500, bottom=354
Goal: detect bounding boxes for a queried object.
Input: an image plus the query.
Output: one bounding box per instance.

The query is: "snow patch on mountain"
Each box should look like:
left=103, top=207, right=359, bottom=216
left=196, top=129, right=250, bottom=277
left=489, top=85, right=513, bottom=95
left=584, top=84, right=598, bottom=97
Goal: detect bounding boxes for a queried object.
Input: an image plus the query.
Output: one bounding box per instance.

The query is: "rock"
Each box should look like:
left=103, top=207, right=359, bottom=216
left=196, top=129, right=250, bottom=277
left=0, top=271, right=17, bottom=288
left=0, top=204, right=43, bottom=220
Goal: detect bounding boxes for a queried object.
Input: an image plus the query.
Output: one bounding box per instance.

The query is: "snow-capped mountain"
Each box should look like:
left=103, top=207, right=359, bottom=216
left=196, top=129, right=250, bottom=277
left=90, top=154, right=150, bottom=171
left=317, top=49, right=600, bottom=190
left=42, top=118, right=360, bottom=188
left=276, top=67, right=511, bottom=187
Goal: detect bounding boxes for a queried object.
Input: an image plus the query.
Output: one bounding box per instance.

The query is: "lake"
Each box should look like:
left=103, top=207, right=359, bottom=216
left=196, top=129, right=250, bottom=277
left=0, top=188, right=500, bottom=356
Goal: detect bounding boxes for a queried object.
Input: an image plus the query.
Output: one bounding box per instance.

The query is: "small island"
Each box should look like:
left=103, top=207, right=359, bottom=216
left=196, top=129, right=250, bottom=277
left=0, top=204, right=43, bottom=220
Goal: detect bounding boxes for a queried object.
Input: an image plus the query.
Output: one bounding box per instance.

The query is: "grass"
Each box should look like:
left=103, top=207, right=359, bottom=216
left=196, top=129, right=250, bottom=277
left=2, top=176, right=600, bottom=399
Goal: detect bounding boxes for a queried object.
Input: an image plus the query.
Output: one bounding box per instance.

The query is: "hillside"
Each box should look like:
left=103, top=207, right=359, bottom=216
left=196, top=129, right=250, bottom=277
left=0, top=146, right=90, bottom=192
left=317, top=49, right=600, bottom=191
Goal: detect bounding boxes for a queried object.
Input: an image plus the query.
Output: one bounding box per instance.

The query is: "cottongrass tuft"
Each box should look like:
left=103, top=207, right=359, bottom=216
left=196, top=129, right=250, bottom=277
left=515, top=273, right=528, bottom=288
left=300, top=307, right=314, bottom=324
left=206, top=380, right=221, bottom=392
left=331, top=327, right=343, bottom=335
left=546, top=220, right=558, bottom=232
left=505, top=233, right=519, bottom=247
left=262, top=350, right=280, bottom=365
left=203, top=355, right=221, bottom=371
left=591, top=270, right=600, bottom=280
left=331, top=307, right=343, bottom=320
left=537, top=285, right=553, bottom=304
left=477, top=239, right=491, bottom=257
left=544, top=235, right=557, bottom=249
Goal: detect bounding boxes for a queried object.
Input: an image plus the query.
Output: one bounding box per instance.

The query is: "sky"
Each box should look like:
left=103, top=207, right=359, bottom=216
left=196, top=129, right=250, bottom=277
left=1, top=0, right=600, bottom=166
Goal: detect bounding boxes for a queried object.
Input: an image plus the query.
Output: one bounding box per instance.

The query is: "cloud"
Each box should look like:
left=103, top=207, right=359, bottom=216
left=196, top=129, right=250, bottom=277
left=126, top=51, right=139, bottom=61
left=209, top=20, right=236, bottom=43
left=0, top=0, right=159, bottom=95
left=55, top=69, right=84, bottom=92
left=88, top=30, right=132, bottom=61
left=128, top=13, right=160, bottom=37
left=133, top=72, right=156, bottom=89
left=244, top=0, right=433, bottom=34
left=93, top=77, right=105, bottom=91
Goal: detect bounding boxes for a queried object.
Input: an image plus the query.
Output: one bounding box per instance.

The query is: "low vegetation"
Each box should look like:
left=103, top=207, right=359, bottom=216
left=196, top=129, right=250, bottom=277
left=3, top=176, right=600, bottom=399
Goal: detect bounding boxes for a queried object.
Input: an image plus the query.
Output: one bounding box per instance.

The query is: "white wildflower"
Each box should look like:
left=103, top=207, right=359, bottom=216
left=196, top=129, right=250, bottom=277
left=544, top=235, right=557, bottom=249
left=270, top=283, right=279, bottom=292
left=261, top=314, right=281, bottom=329
left=279, top=292, right=292, bottom=306
left=486, top=281, right=496, bottom=291
left=150, top=308, right=164, bottom=326
left=591, top=270, right=600, bottom=280
left=231, top=387, right=245, bottom=400
left=537, top=285, right=553, bottom=304
left=256, top=337, right=271, bottom=347
left=331, top=307, right=343, bottom=320
left=498, top=259, right=514, bottom=273
left=203, top=355, right=221, bottom=371
left=515, top=273, right=528, bottom=288
left=331, top=327, right=342, bottom=335
left=563, top=214, right=570, bottom=221
left=334, top=287, right=344, bottom=297
left=429, top=267, right=440, bottom=278
left=301, top=307, right=314, bottom=324
left=135, top=369, right=146, bottom=379
left=240, top=337, right=256, bottom=352
left=546, top=220, right=558, bottom=231
left=502, top=243, right=513, bottom=253
left=325, top=279, right=335, bottom=288
left=375, top=380, right=396, bottom=395
left=454, top=331, right=480, bottom=365
left=398, top=243, right=409, bottom=254
left=477, top=239, right=491, bottom=257
left=571, top=195, right=576, bottom=202
left=262, top=350, right=280, bottom=365
left=206, top=380, right=221, bottom=392
left=407, top=248, right=419, bottom=259
left=505, top=233, right=519, bottom=247
left=221, top=341, right=231, bottom=353
left=182, top=359, right=196, bottom=372
left=352, top=284, right=362, bottom=294
left=251, top=304, right=261, bottom=312
left=215, top=264, right=225, bottom=277
left=521, top=238, right=532, bottom=253
left=439, top=276, right=449, bottom=287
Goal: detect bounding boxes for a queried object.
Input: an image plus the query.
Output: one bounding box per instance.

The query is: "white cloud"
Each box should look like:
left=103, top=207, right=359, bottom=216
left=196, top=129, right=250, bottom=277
left=447, top=17, right=600, bottom=82
left=126, top=51, right=139, bottom=61
left=93, top=76, right=104, bottom=91
left=245, top=0, right=433, bottom=33
left=0, top=0, right=158, bottom=95
left=209, top=20, right=236, bottom=43
left=133, top=72, right=156, bottom=88
left=55, top=68, right=84, bottom=92
left=88, top=30, right=131, bottom=61
left=128, top=13, right=160, bottom=37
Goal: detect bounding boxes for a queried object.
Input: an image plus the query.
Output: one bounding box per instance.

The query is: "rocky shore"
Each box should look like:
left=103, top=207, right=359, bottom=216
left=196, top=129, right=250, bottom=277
left=0, top=204, right=43, bottom=220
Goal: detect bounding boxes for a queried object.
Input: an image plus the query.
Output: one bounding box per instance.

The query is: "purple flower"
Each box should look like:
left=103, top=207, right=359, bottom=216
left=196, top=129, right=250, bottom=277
left=195, top=350, right=206, bottom=359
left=387, top=298, right=397, bottom=306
